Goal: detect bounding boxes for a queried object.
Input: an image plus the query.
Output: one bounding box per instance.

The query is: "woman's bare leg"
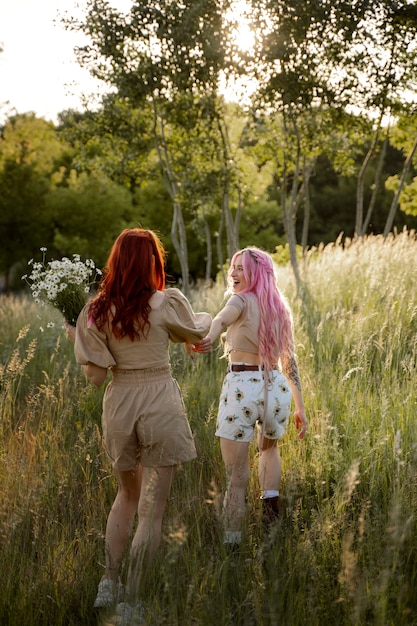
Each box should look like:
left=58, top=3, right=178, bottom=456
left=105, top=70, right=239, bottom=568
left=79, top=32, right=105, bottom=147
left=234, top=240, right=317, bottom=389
left=258, top=435, right=281, bottom=523
left=104, top=466, right=142, bottom=581
left=220, top=438, right=250, bottom=539
left=126, top=465, right=175, bottom=601
left=258, top=436, right=281, bottom=492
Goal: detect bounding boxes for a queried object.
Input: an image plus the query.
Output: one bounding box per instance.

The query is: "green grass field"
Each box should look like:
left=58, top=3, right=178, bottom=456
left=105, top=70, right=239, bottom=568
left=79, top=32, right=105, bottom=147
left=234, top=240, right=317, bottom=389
left=1, top=231, right=417, bottom=625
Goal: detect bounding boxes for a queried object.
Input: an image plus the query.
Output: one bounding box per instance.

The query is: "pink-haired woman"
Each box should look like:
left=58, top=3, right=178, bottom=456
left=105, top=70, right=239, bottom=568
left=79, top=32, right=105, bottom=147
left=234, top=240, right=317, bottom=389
left=69, top=228, right=211, bottom=624
left=193, top=247, right=307, bottom=548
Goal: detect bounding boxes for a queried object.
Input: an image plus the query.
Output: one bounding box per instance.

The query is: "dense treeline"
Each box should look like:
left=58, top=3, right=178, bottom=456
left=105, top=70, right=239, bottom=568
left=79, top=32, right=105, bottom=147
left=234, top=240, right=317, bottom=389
left=1, top=0, right=417, bottom=290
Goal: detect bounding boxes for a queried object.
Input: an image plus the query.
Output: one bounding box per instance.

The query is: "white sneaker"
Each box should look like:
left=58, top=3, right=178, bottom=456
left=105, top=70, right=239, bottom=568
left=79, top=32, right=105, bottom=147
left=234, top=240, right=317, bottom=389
left=115, top=601, right=145, bottom=626
left=93, top=577, right=124, bottom=608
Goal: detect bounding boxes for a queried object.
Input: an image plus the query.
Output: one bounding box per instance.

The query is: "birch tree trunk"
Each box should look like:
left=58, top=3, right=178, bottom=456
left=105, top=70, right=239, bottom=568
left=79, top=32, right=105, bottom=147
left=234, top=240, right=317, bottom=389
left=152, top=100, right=190, bottom=294
left=300, top=157, right=316, bottom=253
left=281, top=150, right=302, bottom=290
left=216, top=208, right=227, bottom=287
left=363, top=136, right=388, bottom=234
left=201, top=207, right=212, bottom=284
left=383, top=134, right=417, bottom=238
left=281, top=117, right=302, bottom=290
left=217, top=115, right=240, bottom=259
left=355, top=131, right=380, bottom=236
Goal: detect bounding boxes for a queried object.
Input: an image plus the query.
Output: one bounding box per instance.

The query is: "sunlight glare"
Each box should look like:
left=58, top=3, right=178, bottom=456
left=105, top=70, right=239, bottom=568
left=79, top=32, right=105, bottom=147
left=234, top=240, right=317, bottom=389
left=226, top=0, right=255, bottom=52
left=220, top=0, right=258, bottom=104
left=225, top=0, right=255, bottom=53
left=234, top=21, right=255, bottom=52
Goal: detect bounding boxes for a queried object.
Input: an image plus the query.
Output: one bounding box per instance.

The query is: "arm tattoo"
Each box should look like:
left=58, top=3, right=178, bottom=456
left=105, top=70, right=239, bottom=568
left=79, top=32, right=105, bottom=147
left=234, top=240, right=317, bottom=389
left=282, top=354, right=302, bottom=392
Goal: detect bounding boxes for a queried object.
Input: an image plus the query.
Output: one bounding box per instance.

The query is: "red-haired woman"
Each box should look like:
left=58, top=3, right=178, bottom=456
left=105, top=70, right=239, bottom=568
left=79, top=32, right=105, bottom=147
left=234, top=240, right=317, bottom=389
left=71, top=228, right=211, bottom=624
left=193, top=247, right=307, bottom=549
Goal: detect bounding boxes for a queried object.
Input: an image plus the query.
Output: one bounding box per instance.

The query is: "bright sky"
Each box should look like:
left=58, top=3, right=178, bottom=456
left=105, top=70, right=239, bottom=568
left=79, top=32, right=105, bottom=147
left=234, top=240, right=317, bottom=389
left=0, top=0, right=252, bottom=125
left=0, top=0, right=131, bottom=124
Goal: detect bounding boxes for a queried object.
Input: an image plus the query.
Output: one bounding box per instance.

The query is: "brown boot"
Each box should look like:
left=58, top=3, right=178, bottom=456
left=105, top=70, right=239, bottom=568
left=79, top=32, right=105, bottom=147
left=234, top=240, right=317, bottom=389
left=262, top=495, right=279, bottom=526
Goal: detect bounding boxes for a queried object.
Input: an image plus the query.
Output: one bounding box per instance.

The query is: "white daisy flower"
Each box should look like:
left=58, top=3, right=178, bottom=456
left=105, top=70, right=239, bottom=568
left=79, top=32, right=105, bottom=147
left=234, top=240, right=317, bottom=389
left=22, top=247, right=101, bottom=326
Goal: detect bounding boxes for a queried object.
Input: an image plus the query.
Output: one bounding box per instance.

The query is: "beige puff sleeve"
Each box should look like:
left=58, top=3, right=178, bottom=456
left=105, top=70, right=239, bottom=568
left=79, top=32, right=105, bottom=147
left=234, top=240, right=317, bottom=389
left=164, top=288, right=211, bottom=343
left=74, top=304, right=116, bottom=368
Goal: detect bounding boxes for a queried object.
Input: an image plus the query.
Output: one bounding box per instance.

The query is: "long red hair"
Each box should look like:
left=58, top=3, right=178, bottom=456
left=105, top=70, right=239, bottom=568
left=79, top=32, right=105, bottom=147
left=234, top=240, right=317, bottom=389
left=89, top=228, right=167, bottom=340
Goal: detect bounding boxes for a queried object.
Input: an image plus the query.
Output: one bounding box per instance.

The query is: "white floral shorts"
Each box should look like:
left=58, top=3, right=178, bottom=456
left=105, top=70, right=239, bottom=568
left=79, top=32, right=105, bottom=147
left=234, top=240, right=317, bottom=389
left=215, top=368, right=292, bottom=442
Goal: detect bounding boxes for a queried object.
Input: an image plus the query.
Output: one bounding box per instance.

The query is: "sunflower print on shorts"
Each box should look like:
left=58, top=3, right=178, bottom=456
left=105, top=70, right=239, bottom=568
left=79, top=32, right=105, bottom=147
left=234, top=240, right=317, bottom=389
left=215, top=369, right=292, bottom=443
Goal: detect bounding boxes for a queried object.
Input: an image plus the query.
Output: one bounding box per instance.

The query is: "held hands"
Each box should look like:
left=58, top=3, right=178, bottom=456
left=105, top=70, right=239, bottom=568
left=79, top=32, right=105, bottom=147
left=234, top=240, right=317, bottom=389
left=184, top=337, right=212, bottom=359
left=192, top=337, right=213, bottom=354
left=294, top=408, right=308, bottom=440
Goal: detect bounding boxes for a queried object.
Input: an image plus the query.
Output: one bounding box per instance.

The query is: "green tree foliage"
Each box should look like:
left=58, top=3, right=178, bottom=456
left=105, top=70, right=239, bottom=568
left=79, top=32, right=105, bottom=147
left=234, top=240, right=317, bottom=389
left=0, top=114, right=65, bottom=288
left=307, top=148, right=417, bottom=245
left=48, top=171, right=135, bottom=267
left=0, top=160, right=52, bottom=287
left=0, top=112, right=139, bottom=288
left=384, top=111, right=417, bottom=220
left=4, top=3, right=417, bottom=290
left=65, top=0, right=239, bottom=293
left=240, top=198, right=286, bottom=250
left=245, top=0, right=417, bottom=284
left=57, top=97, right=155, bottom=193
left=0, top=113, right=64, bottom=174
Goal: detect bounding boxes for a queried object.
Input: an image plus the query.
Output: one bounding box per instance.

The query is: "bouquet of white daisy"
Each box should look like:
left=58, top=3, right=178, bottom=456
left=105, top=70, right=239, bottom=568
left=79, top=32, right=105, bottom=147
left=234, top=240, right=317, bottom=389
left=23, top=248, right=102, bottom=326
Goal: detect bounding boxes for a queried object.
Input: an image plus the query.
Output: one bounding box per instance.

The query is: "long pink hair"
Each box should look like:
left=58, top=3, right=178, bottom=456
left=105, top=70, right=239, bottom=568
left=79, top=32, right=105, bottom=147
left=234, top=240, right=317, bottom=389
left=89, top=228, right=167, bottom=340
left=228, top=247, right=294, bottom=369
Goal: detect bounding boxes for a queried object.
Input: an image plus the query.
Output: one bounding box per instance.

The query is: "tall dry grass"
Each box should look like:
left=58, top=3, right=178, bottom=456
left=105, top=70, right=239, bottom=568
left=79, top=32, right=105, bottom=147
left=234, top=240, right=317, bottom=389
left=1, top=231, right=417, bottom=625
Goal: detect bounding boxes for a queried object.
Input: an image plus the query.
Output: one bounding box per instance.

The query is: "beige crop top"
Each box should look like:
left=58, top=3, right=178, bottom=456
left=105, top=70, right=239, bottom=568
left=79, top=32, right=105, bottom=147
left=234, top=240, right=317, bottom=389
left=225, top=293, right=260, bottom=355
left=74, top=287, right=211, bottom=370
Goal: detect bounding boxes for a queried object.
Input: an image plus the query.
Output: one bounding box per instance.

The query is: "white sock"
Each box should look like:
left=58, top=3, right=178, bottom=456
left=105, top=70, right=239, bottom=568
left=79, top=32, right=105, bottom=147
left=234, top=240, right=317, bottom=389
left=260, top=490, right=279, bottom=500
left=223, top=530, right=242, bottom=544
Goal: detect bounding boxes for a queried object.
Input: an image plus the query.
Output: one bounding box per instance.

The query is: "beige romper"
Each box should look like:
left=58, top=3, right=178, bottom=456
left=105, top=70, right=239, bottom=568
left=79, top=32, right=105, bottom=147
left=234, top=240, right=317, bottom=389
left=75, top=288, right=211, bottom=470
